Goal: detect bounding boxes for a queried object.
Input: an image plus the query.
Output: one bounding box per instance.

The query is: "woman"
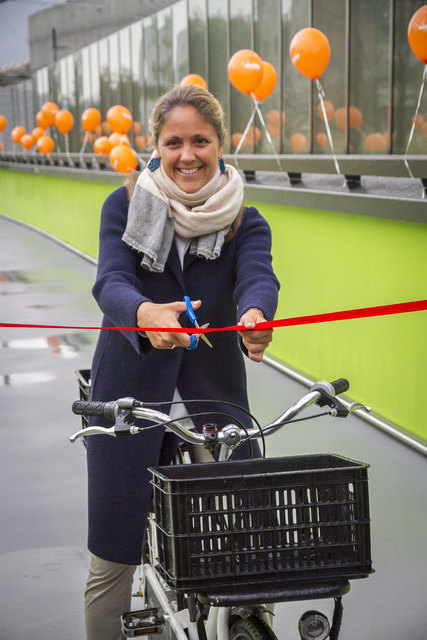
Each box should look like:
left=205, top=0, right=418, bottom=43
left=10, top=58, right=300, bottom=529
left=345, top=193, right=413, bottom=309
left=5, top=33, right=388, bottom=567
left=84, top=84, right=280, bottom=640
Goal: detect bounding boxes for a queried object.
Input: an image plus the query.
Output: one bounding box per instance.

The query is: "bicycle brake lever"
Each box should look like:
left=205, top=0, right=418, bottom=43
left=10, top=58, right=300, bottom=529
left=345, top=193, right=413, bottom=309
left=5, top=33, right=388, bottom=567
left=69, top=425, right=116, bottom=442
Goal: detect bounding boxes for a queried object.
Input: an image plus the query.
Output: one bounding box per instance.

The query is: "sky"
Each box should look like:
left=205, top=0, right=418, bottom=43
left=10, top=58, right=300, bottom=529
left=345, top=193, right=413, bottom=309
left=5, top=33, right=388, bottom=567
left=0, top=0, right=67, bottom=68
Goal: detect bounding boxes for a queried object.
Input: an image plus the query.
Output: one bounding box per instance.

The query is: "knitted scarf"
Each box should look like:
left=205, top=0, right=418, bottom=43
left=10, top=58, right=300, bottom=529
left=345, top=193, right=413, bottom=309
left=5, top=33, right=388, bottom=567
left=122, top=161, right=244, bottom=272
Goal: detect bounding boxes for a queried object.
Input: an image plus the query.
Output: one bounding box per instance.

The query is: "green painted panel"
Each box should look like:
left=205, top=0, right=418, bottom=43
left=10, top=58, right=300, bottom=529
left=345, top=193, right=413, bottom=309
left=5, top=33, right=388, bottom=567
left=0, top=170, right=117, bottom=259
left=248, top=200, right=427, bottom=441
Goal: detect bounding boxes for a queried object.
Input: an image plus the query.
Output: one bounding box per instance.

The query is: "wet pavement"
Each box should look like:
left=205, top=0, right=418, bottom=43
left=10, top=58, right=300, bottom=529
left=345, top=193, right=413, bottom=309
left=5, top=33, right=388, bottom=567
left=0, top=214, right=425, bottom=640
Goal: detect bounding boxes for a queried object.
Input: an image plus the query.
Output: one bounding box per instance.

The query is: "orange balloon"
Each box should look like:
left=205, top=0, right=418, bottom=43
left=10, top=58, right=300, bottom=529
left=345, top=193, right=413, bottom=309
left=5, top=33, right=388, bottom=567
left=421, top=121, right=427, bottom=137
left=37, top=135, right=55, bottom=154
left=55, top=109, right=74, bottom=134
left=267, top=110, right=286, bottom=130
left=317, top=99, right=335, bottom=122
left=93, top=136, right=113, bottom=155
left=252, top=61, right=277, bottom=102
left=32, top=127, right=45, bottom=140
left=364, top=133, right=387, bottom=152
left=132, top=121, right=141, bottom=134
left=109, top=144, right=137, bottom=173
left=247, top=126, right=261, bottom=145
left=408, top=5, right=427, bottom=64
left=334, top=106, right=362, bottom=130
left=82, top=107, right=102, bottom=132
left=411, top=113, right=425, bottom=130
left=11, top=125, right=26, bottom=143
left=36, top=110, right=50, bottom=129
left=180, top=74, right=208, bottom=90
left=316, top=132, right=327, bottom=147
left=134, top=135, right=145, bottom=149
left=228, top=49, right=263, bottom=95
left=0, top=141, right=2, bottom=152
left=290, top=28, right=331, bottom=80
left=41, top=102, right=59, bottom=127
left=109, top=132, right=130, bottom=147
left=101, top=121, right=112, bottom=135
left=231, top=132, right=244, bottom=149
left=267, top=124, right=280, bottom=138
left=289, top=132, right=307, bottom=152
left=0, top=114, right=7, bottom=131
left=20, top=134, right=35, bottom=149
left=106, top=105, right=132, bottom=134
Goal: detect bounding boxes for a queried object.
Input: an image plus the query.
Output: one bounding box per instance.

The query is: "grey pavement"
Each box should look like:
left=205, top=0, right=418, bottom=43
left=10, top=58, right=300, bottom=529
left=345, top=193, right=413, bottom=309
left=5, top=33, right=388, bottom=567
left=0, top=214, right=425, bottom=640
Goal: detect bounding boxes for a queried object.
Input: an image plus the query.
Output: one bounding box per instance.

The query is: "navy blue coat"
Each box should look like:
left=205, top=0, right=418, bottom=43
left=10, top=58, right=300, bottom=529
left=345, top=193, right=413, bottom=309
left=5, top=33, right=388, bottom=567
left=87, top=185, right=280, bottom=564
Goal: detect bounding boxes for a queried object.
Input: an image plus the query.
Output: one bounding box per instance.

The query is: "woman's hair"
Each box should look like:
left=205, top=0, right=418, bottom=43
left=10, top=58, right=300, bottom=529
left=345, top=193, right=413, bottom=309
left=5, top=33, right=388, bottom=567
left=149, top=84, right=226, bottom=147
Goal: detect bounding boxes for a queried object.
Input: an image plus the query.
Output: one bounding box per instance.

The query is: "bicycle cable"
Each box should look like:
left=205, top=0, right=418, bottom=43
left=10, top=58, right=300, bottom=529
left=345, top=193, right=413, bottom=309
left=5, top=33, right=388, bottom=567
left=138, top=397, right=265, bottom=457
left=228, top=410, right=330, bottom=460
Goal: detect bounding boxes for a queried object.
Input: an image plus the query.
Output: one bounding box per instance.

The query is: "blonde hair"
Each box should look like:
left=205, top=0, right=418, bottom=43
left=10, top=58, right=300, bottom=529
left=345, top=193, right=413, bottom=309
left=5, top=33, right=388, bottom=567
left=149, top=85, right=226, bottom=147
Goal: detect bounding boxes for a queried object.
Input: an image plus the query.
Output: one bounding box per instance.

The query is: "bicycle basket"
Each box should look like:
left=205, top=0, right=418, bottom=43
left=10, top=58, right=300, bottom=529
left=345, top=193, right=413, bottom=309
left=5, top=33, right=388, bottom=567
left=149, top=454, right=372, bottom=592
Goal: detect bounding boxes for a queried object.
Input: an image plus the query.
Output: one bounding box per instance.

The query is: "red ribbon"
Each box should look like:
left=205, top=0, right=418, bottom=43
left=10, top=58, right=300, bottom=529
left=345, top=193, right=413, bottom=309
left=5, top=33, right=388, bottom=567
left=1, top=299, right=426, bottom=333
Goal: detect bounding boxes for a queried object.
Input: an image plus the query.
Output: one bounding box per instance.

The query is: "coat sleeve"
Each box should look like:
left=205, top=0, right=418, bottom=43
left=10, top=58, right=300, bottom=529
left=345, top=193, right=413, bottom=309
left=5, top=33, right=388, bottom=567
left=92, top=186, right=151, bottom=353
left=233, top=206, right=280, bottom=322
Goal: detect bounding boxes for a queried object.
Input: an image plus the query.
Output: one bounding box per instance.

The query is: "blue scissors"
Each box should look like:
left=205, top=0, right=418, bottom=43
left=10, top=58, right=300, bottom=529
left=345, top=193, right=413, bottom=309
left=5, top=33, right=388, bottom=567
left=184, top=296, right=213, bottom=350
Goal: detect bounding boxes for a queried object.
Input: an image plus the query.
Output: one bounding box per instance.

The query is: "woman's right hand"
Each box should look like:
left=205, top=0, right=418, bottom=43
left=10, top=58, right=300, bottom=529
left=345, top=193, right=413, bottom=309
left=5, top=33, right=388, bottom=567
left=137, top=300, right=201, bottom=349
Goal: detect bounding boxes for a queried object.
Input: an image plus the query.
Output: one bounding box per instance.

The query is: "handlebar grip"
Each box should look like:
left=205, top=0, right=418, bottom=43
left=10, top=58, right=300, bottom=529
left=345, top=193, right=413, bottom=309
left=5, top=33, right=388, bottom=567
left=330, top=378, right=350, bottom=395
left=72, top=400, right=116, bottom=420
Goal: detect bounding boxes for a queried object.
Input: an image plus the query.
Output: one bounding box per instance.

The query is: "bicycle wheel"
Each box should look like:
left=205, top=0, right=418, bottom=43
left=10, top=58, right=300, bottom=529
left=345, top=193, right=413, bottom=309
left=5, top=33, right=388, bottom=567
left=229, top=615, right=278, bottom=640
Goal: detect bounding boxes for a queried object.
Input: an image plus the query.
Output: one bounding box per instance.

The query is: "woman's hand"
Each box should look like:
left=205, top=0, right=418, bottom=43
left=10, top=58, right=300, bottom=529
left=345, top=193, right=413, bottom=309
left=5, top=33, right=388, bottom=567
left=238, top=308, right=272, bottom=362
left=137, top=300, right=202, bottom=349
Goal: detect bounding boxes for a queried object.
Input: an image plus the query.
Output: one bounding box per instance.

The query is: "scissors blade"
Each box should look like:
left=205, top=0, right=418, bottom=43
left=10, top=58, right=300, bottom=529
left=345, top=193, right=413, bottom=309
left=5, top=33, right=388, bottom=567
left=195, top=321, right=213, bottom=348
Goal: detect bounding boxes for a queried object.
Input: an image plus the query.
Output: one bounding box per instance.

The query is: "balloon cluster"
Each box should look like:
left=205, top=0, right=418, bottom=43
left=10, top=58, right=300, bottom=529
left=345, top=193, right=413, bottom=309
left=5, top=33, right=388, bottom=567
left=1, top=8, right=426, bottom=169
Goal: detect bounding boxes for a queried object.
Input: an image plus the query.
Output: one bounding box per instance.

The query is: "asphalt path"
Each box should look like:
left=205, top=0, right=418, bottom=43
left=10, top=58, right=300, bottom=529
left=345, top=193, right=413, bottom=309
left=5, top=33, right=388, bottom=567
left=0, top=214, right=425, bottom=640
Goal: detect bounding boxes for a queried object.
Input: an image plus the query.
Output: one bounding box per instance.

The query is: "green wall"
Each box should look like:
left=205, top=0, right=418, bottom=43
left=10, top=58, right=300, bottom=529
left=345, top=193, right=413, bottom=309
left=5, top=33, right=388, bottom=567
left=1, top=168, right=426, bottom=442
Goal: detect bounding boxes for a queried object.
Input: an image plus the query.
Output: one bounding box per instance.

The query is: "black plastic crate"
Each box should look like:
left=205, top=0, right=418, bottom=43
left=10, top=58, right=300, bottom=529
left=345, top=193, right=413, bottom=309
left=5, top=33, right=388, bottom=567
left=149, top=454, right=372, bottom=592
left=76, top=369, right=91, bottom=429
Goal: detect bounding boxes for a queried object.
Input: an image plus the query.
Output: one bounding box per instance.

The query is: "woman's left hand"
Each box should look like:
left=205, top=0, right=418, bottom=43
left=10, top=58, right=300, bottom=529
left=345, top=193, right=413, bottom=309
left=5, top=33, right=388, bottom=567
left=238, top=308, right=273, bottom=362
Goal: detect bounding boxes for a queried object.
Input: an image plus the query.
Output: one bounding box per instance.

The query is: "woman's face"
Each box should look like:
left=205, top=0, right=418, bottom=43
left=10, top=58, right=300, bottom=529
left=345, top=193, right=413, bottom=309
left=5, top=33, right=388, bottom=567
left=156, top=105, right=223, bottom=193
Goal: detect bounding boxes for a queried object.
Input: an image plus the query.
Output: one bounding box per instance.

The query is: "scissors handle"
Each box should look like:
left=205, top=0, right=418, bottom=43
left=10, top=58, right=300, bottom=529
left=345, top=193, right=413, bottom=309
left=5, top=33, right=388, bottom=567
left=184, top=296, right=197, bottom=325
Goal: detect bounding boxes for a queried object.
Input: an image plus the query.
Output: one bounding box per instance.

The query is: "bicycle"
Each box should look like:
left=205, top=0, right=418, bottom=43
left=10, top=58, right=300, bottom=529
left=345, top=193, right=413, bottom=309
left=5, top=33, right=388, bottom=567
left=70, top=376, right=373, bottom=640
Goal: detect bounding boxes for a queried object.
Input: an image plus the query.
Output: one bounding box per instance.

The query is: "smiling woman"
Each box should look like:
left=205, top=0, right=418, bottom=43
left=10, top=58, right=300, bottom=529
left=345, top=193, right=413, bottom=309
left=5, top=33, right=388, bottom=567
left=84, top=83, right=280, bottom=640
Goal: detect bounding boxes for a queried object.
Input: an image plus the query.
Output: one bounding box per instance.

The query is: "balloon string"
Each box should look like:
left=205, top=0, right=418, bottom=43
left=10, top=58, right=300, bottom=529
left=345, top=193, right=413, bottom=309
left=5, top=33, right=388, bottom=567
left=79, top=131, right=89, bottom=158
left=64, top=134, right=72, bottom=163
left=251, top=98, right=284, bottom=173
left=233, top=102, right=257, bottom=170
left=403, top=64, right=427, bottom=191
left=315, top=79, right=342, bottom=180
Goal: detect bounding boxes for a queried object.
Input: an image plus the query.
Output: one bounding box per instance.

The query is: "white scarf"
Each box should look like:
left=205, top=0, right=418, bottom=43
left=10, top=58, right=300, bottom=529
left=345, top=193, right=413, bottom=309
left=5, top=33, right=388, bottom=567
left=122, top=161, right=244, bottom=272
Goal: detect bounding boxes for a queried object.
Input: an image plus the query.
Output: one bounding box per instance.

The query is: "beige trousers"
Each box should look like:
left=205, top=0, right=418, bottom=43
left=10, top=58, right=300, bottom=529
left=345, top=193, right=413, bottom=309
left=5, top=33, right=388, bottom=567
left=85, top=553, right=137, bottom=640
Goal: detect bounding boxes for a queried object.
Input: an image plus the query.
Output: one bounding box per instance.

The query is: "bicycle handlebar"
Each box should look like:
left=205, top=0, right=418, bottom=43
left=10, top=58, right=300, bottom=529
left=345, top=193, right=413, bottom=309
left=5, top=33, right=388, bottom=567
left=69, top=378, right=371, bottom=444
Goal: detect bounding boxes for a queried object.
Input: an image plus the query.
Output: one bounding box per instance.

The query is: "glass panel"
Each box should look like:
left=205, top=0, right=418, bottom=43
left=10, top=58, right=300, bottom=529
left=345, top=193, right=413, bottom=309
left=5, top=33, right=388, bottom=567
left=312, top=0, right=347, bottom=155
left=80, top=47, right=92, bottom=110
left=157, top=8, right=173, bottom=94
left=89, top=43, right=100, bottom=110
left=229, top=0, right=253, bottom=153
left=143, top=16, right=159, bottom=130
left=254, top=0, right=281, bottom=153
left=119, top=27, right=133, bottom=112
left=281, top=0, right=310, bottom=154
left=109, top=32, right=121, bottom=106
left=130, top=21, right=148, bottom=147
left=98, top=37, right=111, bottom=125
left=35, top=68, right=49, bottom=111
left=172, top=0, right=189, bottom=85
left=207, top=0, right=229, bottom=146
left=393, top=0, right=427, bottom=155
left=349, top=0, right=390, bottom=155
left=188, top=0, right=207, bottom=81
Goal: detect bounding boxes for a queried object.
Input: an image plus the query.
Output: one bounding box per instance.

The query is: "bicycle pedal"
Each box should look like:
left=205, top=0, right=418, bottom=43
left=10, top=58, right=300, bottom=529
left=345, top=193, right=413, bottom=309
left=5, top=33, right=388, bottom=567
left=121, top=608, right=165, bottom=637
